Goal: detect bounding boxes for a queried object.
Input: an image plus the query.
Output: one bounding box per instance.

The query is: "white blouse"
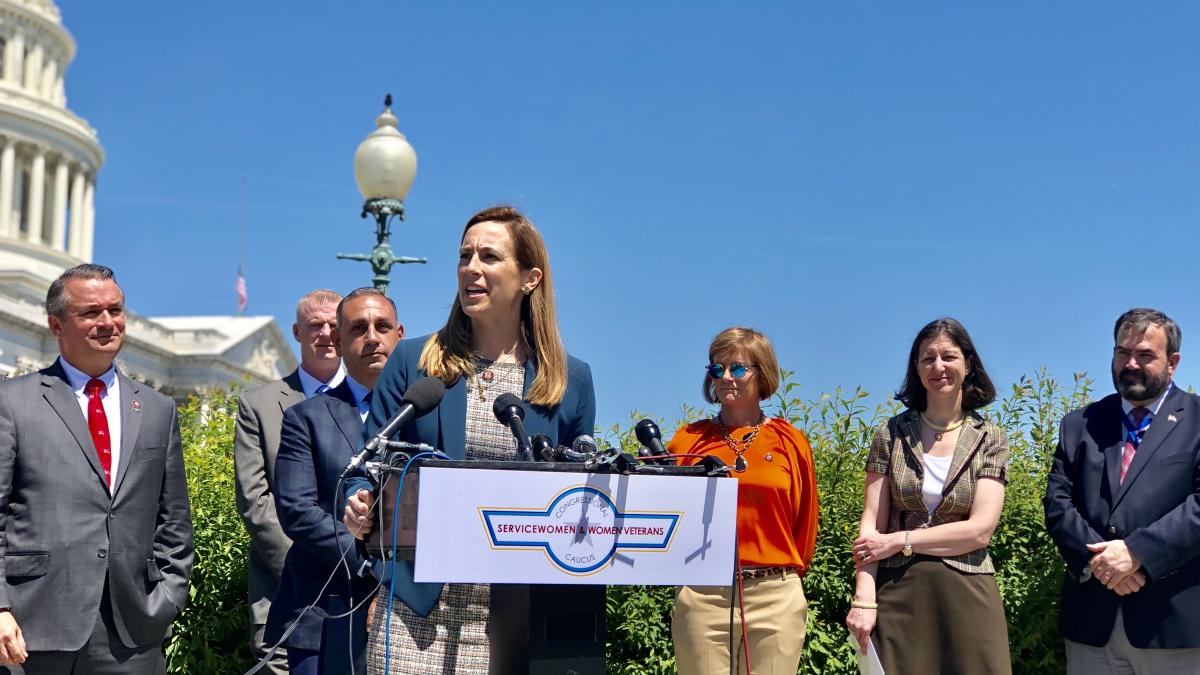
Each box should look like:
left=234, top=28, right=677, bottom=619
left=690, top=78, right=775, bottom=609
left=922, top=453, right=954, bottom=514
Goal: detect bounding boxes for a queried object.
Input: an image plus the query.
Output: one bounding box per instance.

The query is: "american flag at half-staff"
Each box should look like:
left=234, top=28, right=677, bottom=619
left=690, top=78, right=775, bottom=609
left=235, top=265, right=248, bottom=314
left=235, top=177, right=248, bottom=315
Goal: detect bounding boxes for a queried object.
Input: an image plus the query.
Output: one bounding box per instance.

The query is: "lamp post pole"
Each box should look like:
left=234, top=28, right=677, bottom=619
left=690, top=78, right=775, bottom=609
left=337, top=95, right=425, bottom=293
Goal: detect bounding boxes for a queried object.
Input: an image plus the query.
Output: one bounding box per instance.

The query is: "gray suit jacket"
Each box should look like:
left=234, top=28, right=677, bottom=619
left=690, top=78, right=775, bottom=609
left=234, top=369, right=303, bottom=624
left=0, top=360, right=194, bottom=651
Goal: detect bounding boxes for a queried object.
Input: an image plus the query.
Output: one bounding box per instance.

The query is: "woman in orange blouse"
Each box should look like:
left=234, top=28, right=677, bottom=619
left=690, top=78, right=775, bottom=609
left=669, top=327, right=819, bottom=675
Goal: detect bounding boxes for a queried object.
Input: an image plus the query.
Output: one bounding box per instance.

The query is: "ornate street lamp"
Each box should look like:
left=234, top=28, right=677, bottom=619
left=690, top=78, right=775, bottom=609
left=337, top=94, right=426, bottom=292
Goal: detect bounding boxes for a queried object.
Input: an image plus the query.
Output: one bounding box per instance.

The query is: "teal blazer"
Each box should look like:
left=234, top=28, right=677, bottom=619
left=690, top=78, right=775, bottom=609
left=348, top=334, right=596, bottom=615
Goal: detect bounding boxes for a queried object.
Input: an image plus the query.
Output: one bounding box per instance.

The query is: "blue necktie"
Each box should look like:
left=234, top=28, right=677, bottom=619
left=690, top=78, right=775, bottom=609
left=1120, top=407, right=1151, bottom=483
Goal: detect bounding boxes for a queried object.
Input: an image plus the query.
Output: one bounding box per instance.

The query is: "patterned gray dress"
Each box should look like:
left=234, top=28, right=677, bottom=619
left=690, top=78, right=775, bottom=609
left=366, top=359, right=525, bottom=674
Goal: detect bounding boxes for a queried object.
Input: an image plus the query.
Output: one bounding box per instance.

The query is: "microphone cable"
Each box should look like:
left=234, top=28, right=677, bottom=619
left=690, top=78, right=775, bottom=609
left=329, top=468, right=393, bottom=675
left=734, top=556, right=751, bottom=674
left=725, top=517, right=752, bottom=675
left=382, top=450, right=446, bottom=675
left=242, top=469, right=395, bottom=675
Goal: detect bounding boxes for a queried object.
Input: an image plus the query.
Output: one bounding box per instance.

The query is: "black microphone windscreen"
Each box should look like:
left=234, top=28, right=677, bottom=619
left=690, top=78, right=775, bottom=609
left=493, top=392, right=524, bottom=422
left=401, top=376, right=446, bottom=415
left=530, top=434, right=554, bottom=460
left=634, top=419, right=662, bottom=446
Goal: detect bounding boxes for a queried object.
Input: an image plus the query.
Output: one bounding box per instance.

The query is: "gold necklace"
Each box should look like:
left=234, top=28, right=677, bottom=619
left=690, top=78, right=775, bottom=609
left=716, top=412, right=766, bottom=473
left=919, top=412, right=965, bottom=442
left=472, top=355, right=522, bottom=401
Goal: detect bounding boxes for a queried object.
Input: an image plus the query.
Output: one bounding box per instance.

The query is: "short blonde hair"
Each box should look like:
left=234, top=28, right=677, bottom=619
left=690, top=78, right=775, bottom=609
left=702, top=326, right=781, bottom=404
left=295, top=289, right=342, bottom=322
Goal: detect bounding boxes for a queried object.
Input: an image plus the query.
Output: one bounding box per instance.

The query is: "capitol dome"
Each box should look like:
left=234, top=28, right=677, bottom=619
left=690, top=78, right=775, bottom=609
left=0, top=0, right=296, bottom=392
left=0, top=0, right=102, bottom=292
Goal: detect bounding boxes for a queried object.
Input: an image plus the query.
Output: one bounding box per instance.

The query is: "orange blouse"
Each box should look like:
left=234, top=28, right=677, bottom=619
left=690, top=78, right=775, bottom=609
left=667, top=417, right=819, bottom=573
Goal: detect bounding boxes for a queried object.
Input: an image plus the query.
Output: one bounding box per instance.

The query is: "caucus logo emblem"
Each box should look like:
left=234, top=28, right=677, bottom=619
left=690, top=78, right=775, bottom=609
left=479, top=486, right=681, bottom=575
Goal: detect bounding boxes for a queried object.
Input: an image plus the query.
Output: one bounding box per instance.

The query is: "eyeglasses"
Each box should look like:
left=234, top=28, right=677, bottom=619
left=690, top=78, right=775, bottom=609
left=706, top=362, right=755, bottom=380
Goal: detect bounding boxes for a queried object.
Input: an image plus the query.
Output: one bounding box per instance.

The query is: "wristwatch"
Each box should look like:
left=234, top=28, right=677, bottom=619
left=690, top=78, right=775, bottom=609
left=902, top=531, right=913, bottom=557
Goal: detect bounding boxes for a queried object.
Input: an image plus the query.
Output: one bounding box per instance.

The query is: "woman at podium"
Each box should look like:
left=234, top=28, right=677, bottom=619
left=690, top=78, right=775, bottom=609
left=344, top=205, right=596, bottom=674
left=668, top=327, right=819, bottom=675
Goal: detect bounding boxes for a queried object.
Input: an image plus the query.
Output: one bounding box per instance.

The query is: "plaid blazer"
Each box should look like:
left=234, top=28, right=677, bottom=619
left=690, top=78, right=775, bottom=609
left=865, top=409, right=1009, bottom=574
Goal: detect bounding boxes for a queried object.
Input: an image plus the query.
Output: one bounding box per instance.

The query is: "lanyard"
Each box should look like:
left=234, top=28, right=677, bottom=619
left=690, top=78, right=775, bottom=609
left=1121, top=411, right=1152, bottom=446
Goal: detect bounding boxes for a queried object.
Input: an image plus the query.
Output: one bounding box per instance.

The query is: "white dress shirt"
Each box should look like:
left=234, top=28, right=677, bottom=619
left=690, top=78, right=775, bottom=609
left=298, top=362, right=345, bottom=399
left=58, top=357, right=123, bottom=475
left=1121, top=382, right=1173, bottom=419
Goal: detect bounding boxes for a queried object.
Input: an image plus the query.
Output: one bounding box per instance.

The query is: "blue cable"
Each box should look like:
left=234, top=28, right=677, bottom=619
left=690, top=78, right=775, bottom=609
left=383, top=451, right=447, bottom=674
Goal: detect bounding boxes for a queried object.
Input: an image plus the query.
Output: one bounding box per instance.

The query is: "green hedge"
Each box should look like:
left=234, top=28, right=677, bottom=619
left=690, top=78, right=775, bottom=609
left=171, top=388, right=255, bottom=675
left=173, top=369, right=1091, bottom=674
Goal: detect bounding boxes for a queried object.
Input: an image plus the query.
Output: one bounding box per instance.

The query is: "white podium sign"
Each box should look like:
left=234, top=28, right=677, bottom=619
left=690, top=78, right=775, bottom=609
left=413, top=467, right=738, bottom=585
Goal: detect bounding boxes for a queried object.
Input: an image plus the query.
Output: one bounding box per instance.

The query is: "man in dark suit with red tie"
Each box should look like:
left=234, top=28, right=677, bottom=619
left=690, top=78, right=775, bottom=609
left=0, top=264, right=194, bottom=673
left=1045, top=308, right=1200, bottom=673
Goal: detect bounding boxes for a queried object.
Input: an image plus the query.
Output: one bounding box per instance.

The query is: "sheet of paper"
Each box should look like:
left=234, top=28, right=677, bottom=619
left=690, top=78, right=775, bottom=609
left=847, top=631, right=885, bottom=675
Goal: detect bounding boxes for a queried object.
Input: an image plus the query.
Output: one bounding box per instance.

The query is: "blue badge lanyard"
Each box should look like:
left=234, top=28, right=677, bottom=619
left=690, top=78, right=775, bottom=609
left=1121, top=412, right=1152, bottom=446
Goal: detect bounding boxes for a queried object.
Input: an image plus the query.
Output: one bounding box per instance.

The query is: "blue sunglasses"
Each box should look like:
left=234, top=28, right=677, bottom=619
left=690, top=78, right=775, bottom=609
left=706, top=362, right=755, bottom=380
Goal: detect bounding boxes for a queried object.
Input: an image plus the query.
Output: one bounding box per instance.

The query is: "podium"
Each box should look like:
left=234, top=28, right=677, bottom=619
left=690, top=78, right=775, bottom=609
left=366, top=459, right=738, bottom=675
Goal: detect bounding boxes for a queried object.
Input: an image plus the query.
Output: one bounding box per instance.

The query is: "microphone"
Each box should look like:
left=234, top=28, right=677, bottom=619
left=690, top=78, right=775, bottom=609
left=548, top=434, right=596, bottom=462
left=531, top=434, right=555, bottom=462
left=572, top=434, right=599, bottom=456
left=340, top=376, right=446, bottom=478
left=635, top=419, right=671, bottom=464
left=493, top=393, right=533, bottom=461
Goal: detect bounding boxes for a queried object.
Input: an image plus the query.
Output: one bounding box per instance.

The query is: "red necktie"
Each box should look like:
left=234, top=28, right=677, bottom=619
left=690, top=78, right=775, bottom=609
left=1119, top=406, right=1150, bottom=484
left=85, top=378, right=113, bottom=487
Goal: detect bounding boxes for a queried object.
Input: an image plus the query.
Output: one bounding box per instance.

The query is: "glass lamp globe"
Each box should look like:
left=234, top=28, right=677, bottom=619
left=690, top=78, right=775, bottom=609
left=353, top=95, right=417, bottom=201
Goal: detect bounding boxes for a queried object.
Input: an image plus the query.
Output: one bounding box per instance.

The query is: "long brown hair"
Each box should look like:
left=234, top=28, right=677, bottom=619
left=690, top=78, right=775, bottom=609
left=418, top=206, right=568, bottom=406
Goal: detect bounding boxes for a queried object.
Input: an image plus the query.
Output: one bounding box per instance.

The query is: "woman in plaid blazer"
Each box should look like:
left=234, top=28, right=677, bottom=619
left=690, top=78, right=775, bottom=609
left=845, top=318, right=1012, bottom=674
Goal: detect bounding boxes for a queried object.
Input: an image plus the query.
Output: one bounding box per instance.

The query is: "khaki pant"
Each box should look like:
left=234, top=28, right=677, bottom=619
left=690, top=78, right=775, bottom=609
left=1066, top=608, right=1200, bottom=675
left=672, top=570, right=807, bottom=675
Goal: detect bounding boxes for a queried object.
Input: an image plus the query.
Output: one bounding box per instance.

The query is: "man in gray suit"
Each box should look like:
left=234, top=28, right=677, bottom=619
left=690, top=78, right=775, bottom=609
left=0, top=264, right=194, bottom=673
left=235, top=289, right=343, bottom=672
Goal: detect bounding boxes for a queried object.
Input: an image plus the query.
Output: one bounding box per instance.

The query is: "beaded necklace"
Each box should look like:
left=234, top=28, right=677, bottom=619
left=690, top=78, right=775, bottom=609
left=716, top=412, right=766, bottom=473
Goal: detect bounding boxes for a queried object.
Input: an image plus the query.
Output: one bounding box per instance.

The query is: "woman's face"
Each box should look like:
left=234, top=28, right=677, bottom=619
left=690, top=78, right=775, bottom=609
left=712, top=350, right=760, bottom=407
left=916, top=334, right=968, bottom=400
left=458, top=221, right=540, bottom=323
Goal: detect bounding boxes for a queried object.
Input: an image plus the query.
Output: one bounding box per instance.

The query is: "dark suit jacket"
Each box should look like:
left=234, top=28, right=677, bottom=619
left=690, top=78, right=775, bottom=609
left=234, top=369, right=303, bottom=626
left=0, top=360, right=194, bottom=651
left=349, top=335, right=596, bottom=615
left=1044, top=386, right=1200, bottom=648
left=266, top=381, right=375, bottom=672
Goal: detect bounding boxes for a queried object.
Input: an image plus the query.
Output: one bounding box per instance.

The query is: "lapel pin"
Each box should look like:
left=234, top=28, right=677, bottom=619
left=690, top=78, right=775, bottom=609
left=132, top=400, right=141, bottom=412
left=1168, top=414, right=1178, bottom=423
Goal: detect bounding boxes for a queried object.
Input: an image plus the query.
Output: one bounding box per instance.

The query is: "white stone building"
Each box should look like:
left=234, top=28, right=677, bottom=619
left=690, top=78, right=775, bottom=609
left=0, top=0, right=295, bottom=396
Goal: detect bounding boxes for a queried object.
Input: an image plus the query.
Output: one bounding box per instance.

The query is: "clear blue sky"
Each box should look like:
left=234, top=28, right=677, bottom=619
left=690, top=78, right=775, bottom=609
left=59, top=2, right=1200, bottom=431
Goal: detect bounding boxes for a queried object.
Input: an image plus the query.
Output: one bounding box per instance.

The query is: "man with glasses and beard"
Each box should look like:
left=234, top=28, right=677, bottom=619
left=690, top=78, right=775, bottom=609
left=1045, top=308, right=1200, bottom=674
